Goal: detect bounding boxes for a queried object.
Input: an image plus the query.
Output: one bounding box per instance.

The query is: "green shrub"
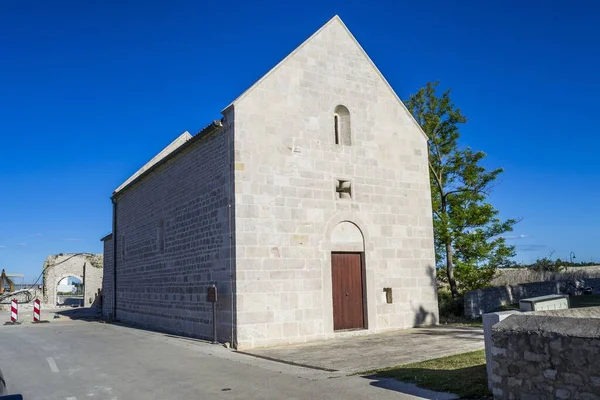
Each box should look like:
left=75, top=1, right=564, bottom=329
left=438, top=288, right=464, bottom=317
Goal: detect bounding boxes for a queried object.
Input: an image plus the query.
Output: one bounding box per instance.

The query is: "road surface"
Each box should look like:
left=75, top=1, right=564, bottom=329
left=0, top=318, right=455, bottom=400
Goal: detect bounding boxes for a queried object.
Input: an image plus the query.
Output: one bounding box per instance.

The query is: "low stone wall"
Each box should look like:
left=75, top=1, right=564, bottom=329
left=491, top=307, right=600, bottom=399
left=464, top=278, right=600, bottom=318
left=492, top=266, right=600, bottom=286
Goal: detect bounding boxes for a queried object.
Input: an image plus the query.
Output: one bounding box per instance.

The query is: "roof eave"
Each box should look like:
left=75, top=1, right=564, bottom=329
left=111, top=120, right=223, bottom=200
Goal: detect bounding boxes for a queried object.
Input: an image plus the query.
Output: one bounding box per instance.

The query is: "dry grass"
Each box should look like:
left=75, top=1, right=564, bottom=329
left=492, top=266, right=600, bottom=286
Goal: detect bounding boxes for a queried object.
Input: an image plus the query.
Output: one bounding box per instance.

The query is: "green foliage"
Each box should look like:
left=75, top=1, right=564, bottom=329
left=437, top=288, right=463, bottom=318
left=454, top=262, right=496, bottom=292
left=514, top=253, right=598, bottom=270
left=406, top=82, right=517, bottom=298
left=528, top=257, right=565, bottom=273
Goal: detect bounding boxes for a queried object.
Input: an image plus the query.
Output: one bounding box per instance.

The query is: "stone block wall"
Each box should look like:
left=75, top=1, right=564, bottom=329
left=102, top=236, right=113, bottom=317
left=465, top=278, right=600, bottom=318
left=491, top=308, right=600, bottom=399
left=102, top=16, right=438, bottom=349
left=113, top=119, right=234, bottom=343
left=84, top=260, right=103, bottom=307
left=232, top=17, right=437, bottom=349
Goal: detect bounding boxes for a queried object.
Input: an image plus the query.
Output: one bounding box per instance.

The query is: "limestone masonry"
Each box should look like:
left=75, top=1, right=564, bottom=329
left=491, top=308, right=600, bottom=399
left=102, top=15, right=438, bottom=349
left=43, top=253, right=103, bottom=306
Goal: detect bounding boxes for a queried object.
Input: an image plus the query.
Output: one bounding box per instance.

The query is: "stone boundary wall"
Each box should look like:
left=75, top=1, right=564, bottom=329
left=491, top=307, right=600, bottom=399
left=492, top=266, right=600, bottom=286
left=464, top=278, right=600, bottom=318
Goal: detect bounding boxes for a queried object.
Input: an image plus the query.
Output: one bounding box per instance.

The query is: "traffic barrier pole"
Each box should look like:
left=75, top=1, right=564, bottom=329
left=10, top=299, right=18, bottom=322
left=33, top=299, right=40, bottom=322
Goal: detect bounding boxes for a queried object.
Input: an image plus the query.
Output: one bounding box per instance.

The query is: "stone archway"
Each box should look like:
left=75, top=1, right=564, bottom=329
left=330, top=221, right=366, bottom=330
left=331, top=221, right=365, bottom=252
left=322, top=215, right=372, bottom=332
left=42, top=254, right=103, bottom=306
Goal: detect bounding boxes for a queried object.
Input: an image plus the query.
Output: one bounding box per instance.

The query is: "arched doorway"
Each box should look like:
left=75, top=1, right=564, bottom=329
left=330, top=221, right=366, bottom=331
left=55, top=275, right=83, bottom=306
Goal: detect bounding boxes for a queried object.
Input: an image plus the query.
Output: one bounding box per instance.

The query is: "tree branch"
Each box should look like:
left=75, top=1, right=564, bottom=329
left=428, top=128, right=445, bottom=172
left=429, top=163, right=444, bottom=196
left=443, top=185, right=491, bottom=199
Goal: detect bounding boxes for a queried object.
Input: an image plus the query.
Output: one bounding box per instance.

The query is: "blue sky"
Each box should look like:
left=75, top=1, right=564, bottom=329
left=1, top=1, right=598, bottom=281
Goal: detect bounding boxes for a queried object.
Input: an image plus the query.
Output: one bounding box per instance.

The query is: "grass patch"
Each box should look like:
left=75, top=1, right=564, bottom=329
left=439, top=315, right=483, bottom=327
left=376, top=349, right=490, bottom=399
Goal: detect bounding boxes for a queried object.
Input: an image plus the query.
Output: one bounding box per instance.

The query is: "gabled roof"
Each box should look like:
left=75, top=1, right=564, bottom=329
left=112, top=16, right=427, bottom=200
left=222, top=15, right=428, bottom=140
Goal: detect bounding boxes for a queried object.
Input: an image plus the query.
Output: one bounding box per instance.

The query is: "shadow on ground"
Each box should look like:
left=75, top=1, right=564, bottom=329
left=246, top=325, right=485, bottom=373
left=373, top=363, right=490, bottom=399
left=361, top=375, right=458, bottom=400
left=410, top=327, right=484, bottom=341
left=54, top=307, right=103, bottom=321
left=57, top=297, right=84, bottom=307
left=53, top=308, right=220, bottom=347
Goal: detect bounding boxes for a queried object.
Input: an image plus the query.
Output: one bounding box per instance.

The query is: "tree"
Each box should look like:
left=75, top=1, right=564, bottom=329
left=555, top=258, right=563, bottom=267
left=406, top=82, right=517, bottom=298
left=527, top=250, right=564, bottom=273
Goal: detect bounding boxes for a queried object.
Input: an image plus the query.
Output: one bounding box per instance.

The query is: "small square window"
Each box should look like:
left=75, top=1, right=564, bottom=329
left=335, top=179, right=352, bottom=200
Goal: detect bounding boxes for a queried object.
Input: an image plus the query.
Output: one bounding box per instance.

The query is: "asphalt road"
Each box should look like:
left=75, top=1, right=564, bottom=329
left=0, top=318, right=455, bottom=400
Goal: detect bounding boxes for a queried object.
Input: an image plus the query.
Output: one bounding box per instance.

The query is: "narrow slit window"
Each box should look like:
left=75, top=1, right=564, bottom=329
left=333, top=105, right=351, bottom=145
left=334, top=115, right=340, bottom=144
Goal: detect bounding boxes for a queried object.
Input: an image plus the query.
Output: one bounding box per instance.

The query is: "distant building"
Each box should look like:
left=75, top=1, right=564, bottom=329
left=56, top=277, right=75, bottom=293
left=102, top=16, right=437, bottom=349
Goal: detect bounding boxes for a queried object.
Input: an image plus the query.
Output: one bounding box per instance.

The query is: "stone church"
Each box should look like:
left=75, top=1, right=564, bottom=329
left=102, top=15, right=438, bottom=349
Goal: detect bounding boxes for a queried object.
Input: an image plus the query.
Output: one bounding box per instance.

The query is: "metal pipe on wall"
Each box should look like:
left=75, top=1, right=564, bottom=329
left=112, top=198, right=118, bottom=320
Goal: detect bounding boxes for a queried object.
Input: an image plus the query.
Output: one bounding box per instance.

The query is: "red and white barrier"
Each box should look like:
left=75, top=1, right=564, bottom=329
left=10, top=299, right=18, bottom=322
left=33, top=299, right=41, bottom=322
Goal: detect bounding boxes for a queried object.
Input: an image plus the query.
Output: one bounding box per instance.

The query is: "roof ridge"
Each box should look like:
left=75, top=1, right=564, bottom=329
left=332, top=17, right=428, bottom=140
left=220, top=15, right=427, bottom=140
left=221, top=15, right=341, bottom=113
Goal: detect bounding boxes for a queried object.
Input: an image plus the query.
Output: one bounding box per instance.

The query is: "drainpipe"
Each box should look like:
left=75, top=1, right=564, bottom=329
left=227, top=116, right=235, bottom=347
left=228, top=177, right=234, bottom=345
left=111, top=197, right=118, bottom=319
left=83, top=262, right=87, bottom=307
